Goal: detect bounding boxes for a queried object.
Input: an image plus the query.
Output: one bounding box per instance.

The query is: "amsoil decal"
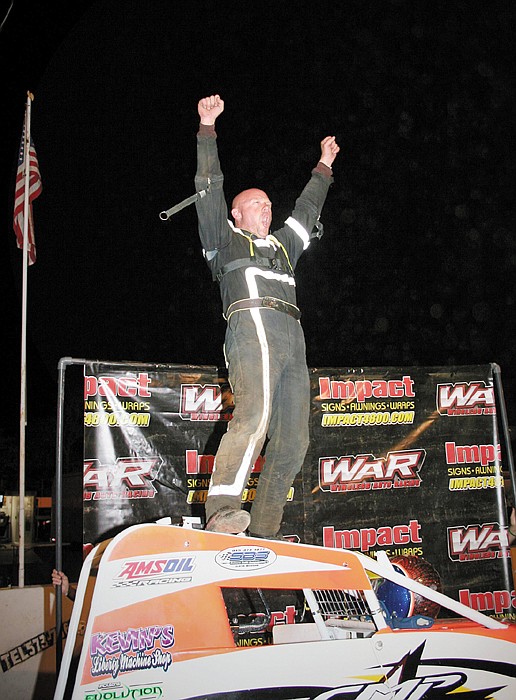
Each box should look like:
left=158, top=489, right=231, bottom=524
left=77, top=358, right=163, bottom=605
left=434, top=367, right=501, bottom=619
left=323, top=519, right=423, bottom=556
left=83, top=458, right=161, bottom=501
left=179, top=383, right=233, bottom=421
left=113, top=556, right=196, bottom=588
left=215, top=545, right=276, bottom=570
left=89, top=626, right=173, bottom=679
left=319, top=450, right=424, bottom=492
left=437, top=380, right=496, bottom=416
left=318, top=375, right=416, bottom=428
left=448, top=522, right=511, bottom=562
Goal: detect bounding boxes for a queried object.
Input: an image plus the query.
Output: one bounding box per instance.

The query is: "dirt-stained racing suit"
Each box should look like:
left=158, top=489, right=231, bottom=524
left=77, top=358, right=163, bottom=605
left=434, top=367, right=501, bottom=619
left=195, top=123, right=333, bottom=536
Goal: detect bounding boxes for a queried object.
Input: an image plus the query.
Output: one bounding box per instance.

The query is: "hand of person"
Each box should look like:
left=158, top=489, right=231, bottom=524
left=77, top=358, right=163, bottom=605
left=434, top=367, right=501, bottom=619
left=319, top=136, right=340, bottom=168
left=52, top=568, right=70, bottom=597
left=198, top=95, right=224, bottom=125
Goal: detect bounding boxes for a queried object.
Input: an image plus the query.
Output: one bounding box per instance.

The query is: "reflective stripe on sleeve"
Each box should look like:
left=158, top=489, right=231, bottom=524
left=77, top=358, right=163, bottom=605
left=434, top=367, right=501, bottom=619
left=285, top=216, right=310, bottom=249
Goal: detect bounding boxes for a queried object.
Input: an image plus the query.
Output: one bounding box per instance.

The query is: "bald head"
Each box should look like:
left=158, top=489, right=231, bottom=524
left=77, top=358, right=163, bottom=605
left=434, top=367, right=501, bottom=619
left=231, top=188, right=272, bottom=239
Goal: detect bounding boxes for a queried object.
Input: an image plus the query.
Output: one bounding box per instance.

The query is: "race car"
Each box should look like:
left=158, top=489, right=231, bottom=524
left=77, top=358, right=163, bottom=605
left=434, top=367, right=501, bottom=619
left=54, top=523, right=516, bottom=699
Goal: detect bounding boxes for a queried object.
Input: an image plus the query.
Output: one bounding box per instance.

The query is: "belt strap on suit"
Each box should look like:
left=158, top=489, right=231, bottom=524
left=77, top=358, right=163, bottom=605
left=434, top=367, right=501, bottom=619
left=214, top=255, right=292, bottom=282
left=225, top=296, right=301, bottom=321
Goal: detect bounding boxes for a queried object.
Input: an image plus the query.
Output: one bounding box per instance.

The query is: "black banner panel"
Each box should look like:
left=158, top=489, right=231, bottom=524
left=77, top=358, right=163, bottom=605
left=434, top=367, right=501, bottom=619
left=83, top=363, right=514, bottom=620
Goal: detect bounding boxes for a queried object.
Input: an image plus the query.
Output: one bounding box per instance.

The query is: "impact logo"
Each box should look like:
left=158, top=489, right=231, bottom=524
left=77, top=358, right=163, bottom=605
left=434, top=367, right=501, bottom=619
left=459, top=588, right=516, bottom=616
left=318, top=375, right=415, bottom=401
left=437, top=380, right=496, bottom=416
left=323, top=519, right=422, bottom=553
left=448, top=523, right=511, bottom=562
left=83, top=457, right=161, bottom=501
left=179, top=383, right=233, bottom=421
left=114, top=556, right=195, bottom=587
left=84, top=373, right=153, bottom=428
left=84, top=373, right=152, bottom=400
left=319, top=450, right=424, bottom=492
left=216, top=546, right=276, bottom=571
left=446, top=441, right=504, bottom=491
left=318, top=375, right=416, bottom=428
left=445, top=441, right=501, bottom=469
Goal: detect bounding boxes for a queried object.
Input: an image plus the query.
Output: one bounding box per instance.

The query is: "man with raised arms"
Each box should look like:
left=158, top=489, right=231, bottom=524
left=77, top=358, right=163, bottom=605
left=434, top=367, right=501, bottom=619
left=195, top=94, right=339, bottom=538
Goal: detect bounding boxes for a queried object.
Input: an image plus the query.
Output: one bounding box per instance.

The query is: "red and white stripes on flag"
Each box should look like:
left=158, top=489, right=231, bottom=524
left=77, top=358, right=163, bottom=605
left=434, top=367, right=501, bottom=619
left=13, top=128, right=42, bottom=265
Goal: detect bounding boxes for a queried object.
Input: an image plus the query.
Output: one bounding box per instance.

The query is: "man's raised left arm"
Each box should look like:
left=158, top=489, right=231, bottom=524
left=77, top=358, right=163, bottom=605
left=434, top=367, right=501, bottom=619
left=281, top=136, right=340, bottom=256
left=318, top=135, right=340, bottom=170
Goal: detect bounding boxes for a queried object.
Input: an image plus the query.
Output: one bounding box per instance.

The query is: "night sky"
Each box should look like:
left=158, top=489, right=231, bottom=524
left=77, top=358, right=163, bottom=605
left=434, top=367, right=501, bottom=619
left=1, top=0, right=515, bottom=494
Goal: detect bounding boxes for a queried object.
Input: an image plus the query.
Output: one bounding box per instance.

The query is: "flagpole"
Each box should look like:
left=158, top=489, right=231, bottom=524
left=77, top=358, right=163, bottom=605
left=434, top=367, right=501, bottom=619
left=18, top=91, right=33, bottom=588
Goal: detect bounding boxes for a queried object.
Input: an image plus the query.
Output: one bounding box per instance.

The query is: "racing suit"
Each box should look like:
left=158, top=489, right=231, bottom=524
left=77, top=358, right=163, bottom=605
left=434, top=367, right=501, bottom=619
left=195, top=124, right=333, bottom=536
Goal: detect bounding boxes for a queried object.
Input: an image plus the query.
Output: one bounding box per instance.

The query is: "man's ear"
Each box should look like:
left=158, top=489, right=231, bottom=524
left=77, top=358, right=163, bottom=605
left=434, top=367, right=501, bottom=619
left=231, top=207, right=241, bottom=222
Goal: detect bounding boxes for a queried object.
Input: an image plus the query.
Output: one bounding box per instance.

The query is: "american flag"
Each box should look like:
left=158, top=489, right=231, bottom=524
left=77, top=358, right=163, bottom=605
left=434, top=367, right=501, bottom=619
left=13, top=128, right=42, bottom=266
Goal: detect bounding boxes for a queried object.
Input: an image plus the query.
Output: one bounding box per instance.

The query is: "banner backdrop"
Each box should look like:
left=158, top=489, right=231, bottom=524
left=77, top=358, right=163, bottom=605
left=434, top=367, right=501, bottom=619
left=82, top=362, right=514, bottom=620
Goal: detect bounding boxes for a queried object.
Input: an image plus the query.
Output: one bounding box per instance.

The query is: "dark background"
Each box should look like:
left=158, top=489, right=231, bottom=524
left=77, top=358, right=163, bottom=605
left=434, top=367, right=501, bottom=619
left=1, top=0, right=515, bottom=499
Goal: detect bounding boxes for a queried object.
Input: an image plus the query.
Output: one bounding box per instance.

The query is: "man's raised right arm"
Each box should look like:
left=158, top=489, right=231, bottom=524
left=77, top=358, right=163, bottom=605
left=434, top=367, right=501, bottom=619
left=195, top=95, right=230, bottom=252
